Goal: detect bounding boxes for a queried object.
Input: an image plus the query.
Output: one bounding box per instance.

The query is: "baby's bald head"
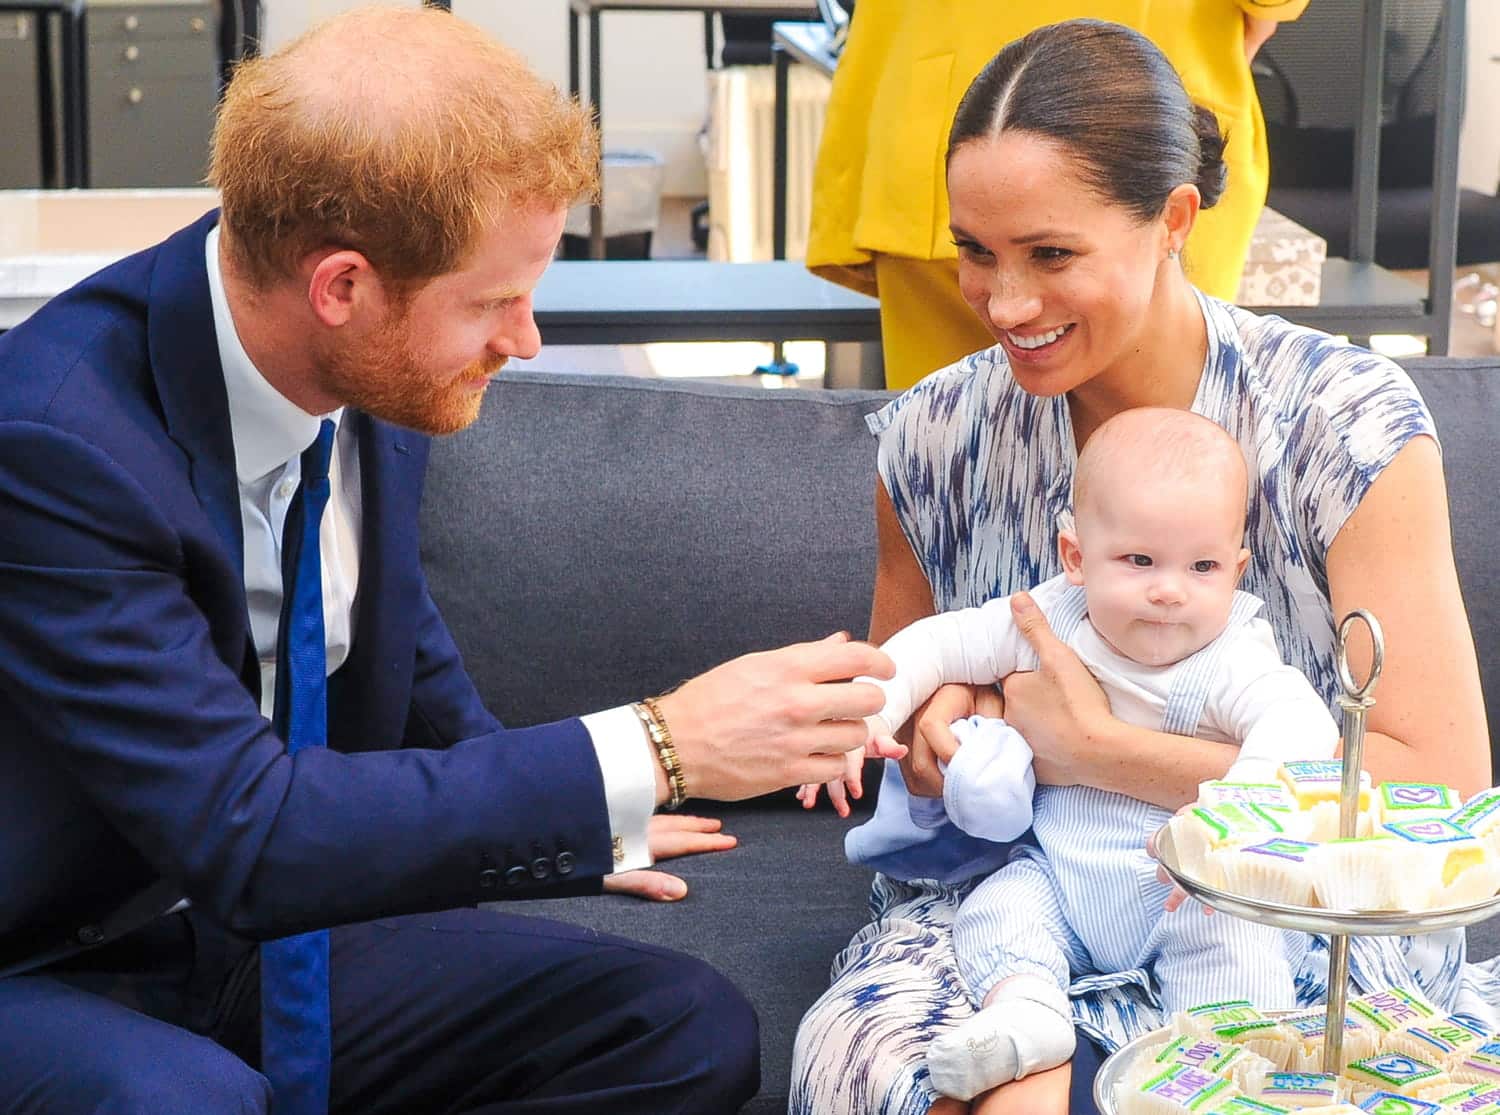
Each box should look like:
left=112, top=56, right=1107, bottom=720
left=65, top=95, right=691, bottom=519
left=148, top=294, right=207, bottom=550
left=1073, top=408, right=1248, bottom=536
left=1063, top=409, right=1252, bottom=667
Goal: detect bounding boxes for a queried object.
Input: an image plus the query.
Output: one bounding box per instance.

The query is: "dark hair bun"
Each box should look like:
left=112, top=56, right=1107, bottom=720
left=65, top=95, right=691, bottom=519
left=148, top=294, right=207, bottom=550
left=1192, top=103, right=1228, bottom=209
left=949, top=22, right=1234, bottom=224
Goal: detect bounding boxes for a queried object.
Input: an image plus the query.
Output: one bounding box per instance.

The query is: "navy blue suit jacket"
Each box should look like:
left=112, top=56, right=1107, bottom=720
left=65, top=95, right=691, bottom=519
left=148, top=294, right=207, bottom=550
left=0, top=213, right=612, bottom=969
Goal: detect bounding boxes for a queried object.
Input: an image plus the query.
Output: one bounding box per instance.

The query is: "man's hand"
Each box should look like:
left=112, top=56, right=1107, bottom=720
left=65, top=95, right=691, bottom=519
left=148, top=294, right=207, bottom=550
left=602, top=814, right=737, bottom=902
left=652, top=632, right=895, bottom=803
left=899, top=683, right=1006, bottom=798
left=797, top=748, right=864, bottom=818
left=999, top=592, right=1112, bottom=788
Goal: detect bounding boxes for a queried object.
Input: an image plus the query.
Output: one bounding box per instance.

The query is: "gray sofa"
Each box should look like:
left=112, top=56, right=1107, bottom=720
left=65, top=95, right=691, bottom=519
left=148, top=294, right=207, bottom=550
left=419, top=361, right=1500, bottom=1114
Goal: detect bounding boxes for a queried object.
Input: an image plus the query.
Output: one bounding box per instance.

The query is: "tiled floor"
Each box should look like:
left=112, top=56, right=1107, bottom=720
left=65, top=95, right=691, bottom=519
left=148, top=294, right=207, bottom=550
left=517, top=198, right=1499, bottom=385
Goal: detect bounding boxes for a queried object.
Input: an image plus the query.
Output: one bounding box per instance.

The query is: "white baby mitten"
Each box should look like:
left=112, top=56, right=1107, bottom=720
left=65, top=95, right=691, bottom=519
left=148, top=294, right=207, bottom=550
left=903, top=716, right=1034, bottom=833
left=925, top=975, right=1075, bottom=1100
left=942, top=716, right=1036, bottom=842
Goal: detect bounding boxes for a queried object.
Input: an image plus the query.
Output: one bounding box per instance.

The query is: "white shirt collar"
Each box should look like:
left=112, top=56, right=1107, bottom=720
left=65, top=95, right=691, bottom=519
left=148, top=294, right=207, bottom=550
left=205, top=225, right=342, bottom=484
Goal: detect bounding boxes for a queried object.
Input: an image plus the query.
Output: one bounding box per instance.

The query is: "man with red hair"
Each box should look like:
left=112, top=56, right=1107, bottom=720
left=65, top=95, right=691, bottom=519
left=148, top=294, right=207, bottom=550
left=0, top=7, right=893, bottom=1113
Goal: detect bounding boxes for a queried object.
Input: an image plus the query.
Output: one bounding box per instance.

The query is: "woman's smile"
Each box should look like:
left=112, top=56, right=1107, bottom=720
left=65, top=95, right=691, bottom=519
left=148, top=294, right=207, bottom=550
left=1001, top=322, right=1078, bottom=366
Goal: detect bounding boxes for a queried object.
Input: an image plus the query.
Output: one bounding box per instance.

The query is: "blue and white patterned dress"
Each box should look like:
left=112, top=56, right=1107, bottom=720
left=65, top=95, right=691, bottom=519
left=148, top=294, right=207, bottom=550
left=789, top=292, right=1500, bottom=1114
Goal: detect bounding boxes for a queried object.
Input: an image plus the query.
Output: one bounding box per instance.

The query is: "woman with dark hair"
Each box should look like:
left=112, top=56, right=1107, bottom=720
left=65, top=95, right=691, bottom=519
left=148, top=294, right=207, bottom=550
left=805, top=0, right=1300, bottom=389
left=790, top=20, right=1496, bottom=1115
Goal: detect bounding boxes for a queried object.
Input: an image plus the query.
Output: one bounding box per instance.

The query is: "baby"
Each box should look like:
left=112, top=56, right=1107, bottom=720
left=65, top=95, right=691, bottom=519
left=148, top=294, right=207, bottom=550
left=802, top=407, right=1338, bottom=1103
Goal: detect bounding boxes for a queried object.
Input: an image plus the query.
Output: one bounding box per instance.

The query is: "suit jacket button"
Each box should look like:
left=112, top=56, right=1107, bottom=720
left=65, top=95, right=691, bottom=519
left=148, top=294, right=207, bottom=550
left=76, top=925, right=104, bottom=946
left=478, top=868, right=500, bottom=890
left=555, top=851, right=576, bottom=876
left=529, top=856, right=551, bottom=881
left=504, top=866, right=530, bottom=888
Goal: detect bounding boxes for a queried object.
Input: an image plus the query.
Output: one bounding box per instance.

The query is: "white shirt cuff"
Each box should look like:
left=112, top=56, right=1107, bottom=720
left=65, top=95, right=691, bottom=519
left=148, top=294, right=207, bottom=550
left=580, top=705, right=657, bottom=873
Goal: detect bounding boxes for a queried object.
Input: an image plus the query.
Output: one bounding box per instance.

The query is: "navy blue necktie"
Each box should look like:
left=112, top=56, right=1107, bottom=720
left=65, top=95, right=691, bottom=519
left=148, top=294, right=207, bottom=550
left=261, top=418, right=336, bottom=1115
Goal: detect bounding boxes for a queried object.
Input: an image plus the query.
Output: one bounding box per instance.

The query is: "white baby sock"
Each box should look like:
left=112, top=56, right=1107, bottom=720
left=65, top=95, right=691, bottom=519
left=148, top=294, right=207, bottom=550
left=925, top=976, right=1076, bottom=1101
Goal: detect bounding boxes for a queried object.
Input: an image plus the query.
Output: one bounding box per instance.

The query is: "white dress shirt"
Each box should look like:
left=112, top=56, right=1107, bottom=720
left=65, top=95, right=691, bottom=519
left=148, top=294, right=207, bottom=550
left=205, top=227, right=654, bottom=872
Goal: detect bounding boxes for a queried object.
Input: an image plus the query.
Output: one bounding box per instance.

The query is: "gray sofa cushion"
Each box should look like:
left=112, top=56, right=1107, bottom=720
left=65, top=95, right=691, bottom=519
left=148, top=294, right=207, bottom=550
left=495, top=802, right=878, bottom=1115
left=1401, top=358, right=1500, bottom=756
left=422, top=373, right=890, bottom=729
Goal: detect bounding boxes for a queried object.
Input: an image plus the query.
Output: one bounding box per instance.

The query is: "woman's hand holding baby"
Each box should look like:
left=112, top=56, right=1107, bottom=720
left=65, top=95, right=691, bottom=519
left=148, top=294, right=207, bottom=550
left=1000, top=592, right=1113, bottom=788
left=899, top=683, right=1006, bottom=797
left=1146, top=812, right=1214, bottom=917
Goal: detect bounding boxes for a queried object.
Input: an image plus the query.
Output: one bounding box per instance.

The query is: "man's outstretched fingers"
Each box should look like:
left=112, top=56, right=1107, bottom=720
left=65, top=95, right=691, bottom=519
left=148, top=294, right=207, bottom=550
left=806, top=717, right=880, bottom=757
left=791, top=753, right=852, bottom=788
left=646, top=815, right=737, bottom=860
left=800, top=634, right=896, bottom=683
left=812, top=679, right=890, bottom=724
left=603, top=869, right=689, bottom=902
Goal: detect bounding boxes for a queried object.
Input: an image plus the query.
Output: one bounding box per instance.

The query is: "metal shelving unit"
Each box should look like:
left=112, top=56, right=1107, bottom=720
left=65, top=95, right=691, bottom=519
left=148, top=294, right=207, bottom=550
left=565, top=0, right=818, bottom=259
left=1344, top=0, right=1466, bottom=352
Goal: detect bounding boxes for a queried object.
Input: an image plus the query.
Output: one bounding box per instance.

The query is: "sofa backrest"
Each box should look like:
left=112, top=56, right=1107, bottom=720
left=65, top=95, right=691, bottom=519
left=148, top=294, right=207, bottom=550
left=422, top=361, right=1500, bottom=770
left=421, top=373, right=890, bottom=728
left=1401, top=358, right=1500, bottom=760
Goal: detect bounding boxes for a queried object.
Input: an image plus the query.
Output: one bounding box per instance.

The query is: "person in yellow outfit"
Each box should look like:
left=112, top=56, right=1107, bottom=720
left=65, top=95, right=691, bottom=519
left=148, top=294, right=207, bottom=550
left=807, top=0, right=1308, bottom=388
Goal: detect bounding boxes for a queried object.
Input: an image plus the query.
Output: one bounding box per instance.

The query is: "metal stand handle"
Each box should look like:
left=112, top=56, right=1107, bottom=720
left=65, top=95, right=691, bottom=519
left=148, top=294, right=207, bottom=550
left=1324, top=609, right=1385, bottom=1073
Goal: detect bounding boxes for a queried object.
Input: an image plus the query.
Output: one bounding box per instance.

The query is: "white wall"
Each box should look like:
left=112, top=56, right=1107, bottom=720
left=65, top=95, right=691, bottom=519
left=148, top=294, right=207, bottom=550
left=260, top=0, right=710, bottom=196
left=1461, top=3, right=1500, bottom=194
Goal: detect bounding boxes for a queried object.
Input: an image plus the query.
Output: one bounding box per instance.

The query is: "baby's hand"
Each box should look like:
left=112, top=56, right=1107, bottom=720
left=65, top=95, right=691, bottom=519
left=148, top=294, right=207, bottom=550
left=1147, top=809, right=1214, bottom=917
left=797, top=749, right=867, bottom=818
left=864, top=731, right=907, bottom=762
left=795, top=728, right=905, bottom=818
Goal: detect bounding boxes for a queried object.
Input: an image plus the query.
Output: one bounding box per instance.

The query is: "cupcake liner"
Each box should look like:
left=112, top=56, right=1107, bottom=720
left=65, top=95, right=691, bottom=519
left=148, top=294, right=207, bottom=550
left=1434, top=859, right=1500, bottom=908
left=1214, top=840, right=1317, bottom=906
left=1278, top=1010, right=1379, bottom=1071
left=1304, top=799, right=1376, bottom=842
left=1311, top=840, right=1433, bottom=912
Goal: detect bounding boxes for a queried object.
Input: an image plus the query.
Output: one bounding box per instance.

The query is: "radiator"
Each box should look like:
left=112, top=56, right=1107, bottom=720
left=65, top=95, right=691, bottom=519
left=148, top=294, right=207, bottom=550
left=705, top=65, right=832, bottom=262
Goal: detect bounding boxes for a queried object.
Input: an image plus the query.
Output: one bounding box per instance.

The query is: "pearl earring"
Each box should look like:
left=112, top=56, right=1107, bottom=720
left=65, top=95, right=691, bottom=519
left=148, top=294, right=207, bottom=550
left=1167, top=247, right=1180, bottom=261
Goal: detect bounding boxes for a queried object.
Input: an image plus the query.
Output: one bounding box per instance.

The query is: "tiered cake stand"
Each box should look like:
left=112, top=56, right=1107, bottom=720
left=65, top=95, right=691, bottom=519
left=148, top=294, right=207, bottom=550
left=1096, top=610, right=1500, bottom=1110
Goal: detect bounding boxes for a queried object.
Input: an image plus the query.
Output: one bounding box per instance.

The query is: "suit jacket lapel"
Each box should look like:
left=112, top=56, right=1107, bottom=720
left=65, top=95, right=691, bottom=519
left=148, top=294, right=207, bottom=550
left=144, top=211, right=259, bottom=698
left=141, top=218, right=429, bottom=737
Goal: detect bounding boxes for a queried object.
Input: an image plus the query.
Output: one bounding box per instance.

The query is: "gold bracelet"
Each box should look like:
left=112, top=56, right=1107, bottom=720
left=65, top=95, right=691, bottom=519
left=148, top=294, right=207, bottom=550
left=635, top=697, right=688, bottom=809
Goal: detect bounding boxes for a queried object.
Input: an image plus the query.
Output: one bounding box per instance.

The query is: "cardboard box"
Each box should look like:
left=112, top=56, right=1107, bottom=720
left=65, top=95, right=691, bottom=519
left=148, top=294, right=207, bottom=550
left=1236, top=206, right=1328, bottom=307
left=0, top=188, right=218, bottom=255
left=0, top=189, right=219, bottom=328
left=563, top=151, right=665, bottom=241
